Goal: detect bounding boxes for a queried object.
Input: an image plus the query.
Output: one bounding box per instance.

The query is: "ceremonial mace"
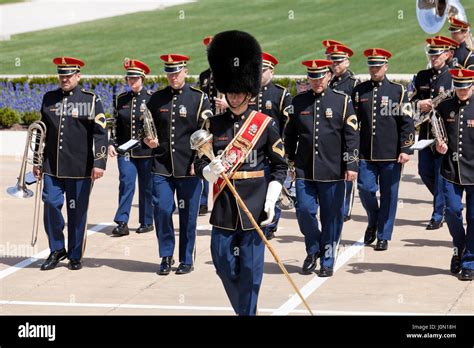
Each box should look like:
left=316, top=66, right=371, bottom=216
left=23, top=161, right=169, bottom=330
left=190, top=129, right=313, bottom=316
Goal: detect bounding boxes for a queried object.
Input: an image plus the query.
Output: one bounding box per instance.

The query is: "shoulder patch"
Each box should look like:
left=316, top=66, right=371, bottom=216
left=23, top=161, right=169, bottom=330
left=147, top=90, right=154, bottom=95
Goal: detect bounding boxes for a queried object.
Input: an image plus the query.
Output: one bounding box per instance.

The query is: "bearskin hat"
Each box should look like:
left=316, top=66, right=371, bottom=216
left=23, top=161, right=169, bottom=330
left=207, top=30, right=262, bottom=97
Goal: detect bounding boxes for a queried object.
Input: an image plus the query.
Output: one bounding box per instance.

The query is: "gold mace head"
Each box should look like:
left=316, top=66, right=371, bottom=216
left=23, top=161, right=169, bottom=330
left=190, top=129, right=215, bottom=159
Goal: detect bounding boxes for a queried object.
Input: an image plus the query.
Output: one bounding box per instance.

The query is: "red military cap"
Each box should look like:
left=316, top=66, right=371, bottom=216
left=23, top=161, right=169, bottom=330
left=363, top=48, right=392, bottom=66
left=52, top=56, right=85, bottom=75
left=302, top=59, right=332, bottom=79
left=434, top=35, right=460, bottom=50
left=262, top=52, right=279, bottom=70
left=160, top=54, right=190, bottom=73
left=322, top=39, right=344, bottom=55
left=449, top=68, right=474, bottom=89
left=124, top=59, right=150, bottom=77
left=448, top=16, right=470, bottom=32
left=322, top=39, right=344, bottom=48
left=203, top=36, right=213, bottom=46
left=425, top=37, right=452, bottom=55
left=326, top=44, right=354, bottom=62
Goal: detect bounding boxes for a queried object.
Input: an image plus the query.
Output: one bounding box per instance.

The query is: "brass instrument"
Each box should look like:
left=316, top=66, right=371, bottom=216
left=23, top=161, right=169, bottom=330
left=140, top=100, right=157, bottom=140
left=413, top=89, right=452, bottom=127
left=416, top=0, right=472, bottom=47
left=6, top=121, right=47, bottom=246
left=431, top=112, right=448, bottom=144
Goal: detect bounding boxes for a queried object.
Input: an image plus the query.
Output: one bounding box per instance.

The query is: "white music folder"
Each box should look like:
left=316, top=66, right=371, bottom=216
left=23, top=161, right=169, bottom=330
left=410, top=139, right=435, bottom=151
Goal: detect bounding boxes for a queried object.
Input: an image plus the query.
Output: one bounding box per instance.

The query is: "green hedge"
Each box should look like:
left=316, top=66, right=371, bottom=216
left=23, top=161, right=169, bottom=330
left=0, top=108, right=21, bottom=128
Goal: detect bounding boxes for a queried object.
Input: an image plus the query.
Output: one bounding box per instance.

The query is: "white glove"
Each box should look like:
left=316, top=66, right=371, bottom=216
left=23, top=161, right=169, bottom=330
left=261, top=181, right=283, bottom=226
left=202, top=158, right=226, bottom=184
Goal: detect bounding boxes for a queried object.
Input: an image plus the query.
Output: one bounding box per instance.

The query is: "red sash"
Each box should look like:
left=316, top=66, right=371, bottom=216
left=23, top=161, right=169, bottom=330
left=213, top=111, right=271, bottom=201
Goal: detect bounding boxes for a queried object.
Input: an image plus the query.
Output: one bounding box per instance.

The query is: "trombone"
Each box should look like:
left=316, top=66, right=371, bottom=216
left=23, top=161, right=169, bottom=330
left=6, top=121, right=47, bottom=246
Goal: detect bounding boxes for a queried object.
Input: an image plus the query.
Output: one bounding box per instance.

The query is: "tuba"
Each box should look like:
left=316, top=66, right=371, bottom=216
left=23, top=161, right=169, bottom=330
left=6, top=121, right=47, bottom=246
left=416, top=0, right=472, bottom=47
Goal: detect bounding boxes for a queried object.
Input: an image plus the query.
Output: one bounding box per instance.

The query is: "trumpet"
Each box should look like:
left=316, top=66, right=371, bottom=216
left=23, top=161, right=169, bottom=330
left=140, top=101, right=157, bottom=140
left=431, top=112, right=448, bottom=145
left=6, top=121, right=47, bottom=246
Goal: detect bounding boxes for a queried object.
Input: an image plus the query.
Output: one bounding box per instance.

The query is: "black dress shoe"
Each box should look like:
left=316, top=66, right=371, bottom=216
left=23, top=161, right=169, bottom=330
left=450, top=254, right=462, bottom=274
left=458, top=268, right=473, bottom=281
left=68, top=259, right=82, bottom=270
left=199, top=205, right=208, bottom=216
left=364, top=226, right=377, bottom=245
left=40, top=249, right=67, bottom=270
left=374, top=240, right=388, bottom=251
left=344, top=215, right=352, bottom=222
left=318, top=266, right=334, bottom=277
left=112, top=222, right=129, bottom=236
left=136, top=224, right=153, bottom=234
left=175, top=263, right=194, bottom=275
left=426, top=219, right=443, bottom=230
left=158, top=256, right=175, bottom=276
left=266, top=227, right=277, bottom=240
left=302, top=252, right=319, bottom=274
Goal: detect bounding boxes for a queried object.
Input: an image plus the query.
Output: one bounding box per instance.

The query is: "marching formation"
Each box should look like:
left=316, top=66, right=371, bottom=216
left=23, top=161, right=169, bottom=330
left=12, top=16, right=474, bottom=315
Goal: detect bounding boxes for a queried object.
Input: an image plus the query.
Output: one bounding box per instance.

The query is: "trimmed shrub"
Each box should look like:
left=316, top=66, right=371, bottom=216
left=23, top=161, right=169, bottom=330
left=0, top=108, right=20, bottom=128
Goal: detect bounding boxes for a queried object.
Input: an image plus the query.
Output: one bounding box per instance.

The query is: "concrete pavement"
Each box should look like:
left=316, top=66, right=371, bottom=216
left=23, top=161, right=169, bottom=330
left=0, top=152, right=472, bottom=315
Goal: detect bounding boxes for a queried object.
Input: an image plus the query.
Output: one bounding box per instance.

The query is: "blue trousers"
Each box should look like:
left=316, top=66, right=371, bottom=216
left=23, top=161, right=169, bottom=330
left=443, top=181, right=474, bottom=270
left=344, top=180, right=355, bottom=218
left=114, top=156, right=153, bottom=225
left=152, top=175, right=202, bottom=264
left=200, top=179, right=209, bottom=207
left=210, top=226, right=265, bottom=316
left=357, top=160, right=402, bottom=241
left=295, top=179, right=345, bottom=268
left=418, top=147, right=446, bottom=222
left=42, top=174, right=92, bottom=260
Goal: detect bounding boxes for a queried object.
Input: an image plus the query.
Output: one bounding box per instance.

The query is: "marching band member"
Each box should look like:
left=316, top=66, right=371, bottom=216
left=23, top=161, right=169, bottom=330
left=285, top=59, right=359, bottom=276
left=435, top=35, right=461, bottom=68
left=352, top=48, right=415, bottom=251
left=108, top=59, right=154, bottom=236
left=327, top=43, right=360, bottom=222
left=448, top=16, right=474, bottom=70
left=410, top=38, right=453, bottom=230
left=435, top=68, right=474, bottom=281
left=198, top=36, right=231, bottom=216
left=248, top=51, right=292, bottom=240
left=145, top=54, right=212, bottom=275
left=194, top=30, right=287, bottom=315
left=36, top=57, right=108, bottom=271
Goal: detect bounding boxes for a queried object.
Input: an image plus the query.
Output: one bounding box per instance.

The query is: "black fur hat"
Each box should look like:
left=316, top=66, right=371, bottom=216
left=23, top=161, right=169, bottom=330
left=207, top=30, right=262, bottom=97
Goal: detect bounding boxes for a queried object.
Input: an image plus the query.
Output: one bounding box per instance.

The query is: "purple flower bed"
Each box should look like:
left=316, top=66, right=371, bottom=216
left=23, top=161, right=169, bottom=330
left=0, top=81, right=161, bottom=116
